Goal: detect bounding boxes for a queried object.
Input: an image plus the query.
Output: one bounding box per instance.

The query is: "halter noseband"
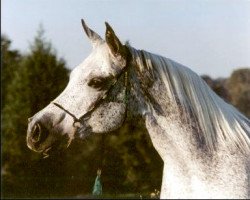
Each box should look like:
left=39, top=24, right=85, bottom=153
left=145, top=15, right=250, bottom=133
left=51, top=69, right=129, bottom=128
left=52, top=102, right=81, bottom=124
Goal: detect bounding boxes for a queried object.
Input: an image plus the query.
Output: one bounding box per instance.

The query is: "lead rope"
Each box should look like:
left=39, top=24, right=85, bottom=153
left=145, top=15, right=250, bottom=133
left=121, top=71, right=129, bottom=123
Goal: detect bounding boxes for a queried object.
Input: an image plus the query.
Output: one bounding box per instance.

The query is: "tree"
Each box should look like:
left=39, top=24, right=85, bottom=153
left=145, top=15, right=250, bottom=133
left=25, top=26, right=69, bottom=113
left=226, top=68, right=250, bottom=118
left=2, top=27, right=69, bottom=198
left=1, top=35, right=22, bottom=107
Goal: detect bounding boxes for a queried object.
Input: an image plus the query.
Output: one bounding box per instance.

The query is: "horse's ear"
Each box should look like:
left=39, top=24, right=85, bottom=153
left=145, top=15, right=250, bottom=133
left=81, top=19, right=103, bottom=48
left=105, top=22, right=127, bottom=67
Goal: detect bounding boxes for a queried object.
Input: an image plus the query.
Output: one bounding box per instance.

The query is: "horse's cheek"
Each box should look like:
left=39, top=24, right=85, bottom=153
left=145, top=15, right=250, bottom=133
left=88, top=102, right=126, bottom=133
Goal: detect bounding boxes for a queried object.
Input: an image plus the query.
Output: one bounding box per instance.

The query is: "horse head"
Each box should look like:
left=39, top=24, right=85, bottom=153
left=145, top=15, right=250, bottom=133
left=26, top=20, right=132, bottom=157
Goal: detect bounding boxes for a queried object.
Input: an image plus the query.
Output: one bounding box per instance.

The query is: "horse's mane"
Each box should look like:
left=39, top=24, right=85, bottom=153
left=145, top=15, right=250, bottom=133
left=127, top=45, right=250, bottom=153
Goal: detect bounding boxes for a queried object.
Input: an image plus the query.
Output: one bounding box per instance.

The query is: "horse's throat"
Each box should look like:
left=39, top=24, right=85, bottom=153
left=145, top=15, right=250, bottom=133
left=145, top=113, right=194, bottom=159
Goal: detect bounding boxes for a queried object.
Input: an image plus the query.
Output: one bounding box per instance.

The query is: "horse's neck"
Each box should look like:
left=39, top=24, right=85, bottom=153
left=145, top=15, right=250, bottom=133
left=144, top=112, right=249, bottom=198
left=127, top=57, right=250, bottom=198
left=144, top=111, right=197, bottom=164
left=139, top=76, right=249, bottom=198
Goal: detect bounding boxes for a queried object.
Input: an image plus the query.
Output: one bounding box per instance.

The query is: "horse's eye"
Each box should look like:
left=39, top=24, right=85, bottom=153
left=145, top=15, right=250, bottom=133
left=88, top=77, right=111, bottom=91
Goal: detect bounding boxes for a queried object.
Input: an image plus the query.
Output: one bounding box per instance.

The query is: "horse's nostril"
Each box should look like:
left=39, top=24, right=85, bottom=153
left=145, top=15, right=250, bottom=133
left=31, top=123, right=41, bottom=143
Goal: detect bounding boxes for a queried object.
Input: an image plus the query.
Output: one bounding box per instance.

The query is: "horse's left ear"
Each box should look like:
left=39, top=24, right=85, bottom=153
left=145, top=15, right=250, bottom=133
left=105, top=22, right=127, bottom=67
left=81, top=19, right=103, bottom=48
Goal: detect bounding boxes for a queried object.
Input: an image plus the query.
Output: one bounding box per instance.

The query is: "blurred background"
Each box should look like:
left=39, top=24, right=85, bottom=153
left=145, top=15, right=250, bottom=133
left=1, top=0, right=250, bottom=199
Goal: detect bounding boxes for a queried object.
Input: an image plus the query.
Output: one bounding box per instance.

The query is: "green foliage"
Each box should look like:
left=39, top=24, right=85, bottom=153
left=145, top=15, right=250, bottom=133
left=25, top=26, right=69, bottom=113
left=1, top=35, right=22, bottom=107
left=104, top=124, right=163, bottom=193
left=1, top=28, right=69, bottom=198
left=226, top=68, right=250, bottom=117
left=202, top=70, right=250, bottom=118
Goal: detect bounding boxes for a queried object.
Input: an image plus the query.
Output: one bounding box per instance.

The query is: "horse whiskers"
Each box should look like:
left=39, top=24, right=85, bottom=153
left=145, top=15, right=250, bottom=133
left=66, top=129, right=77, bottom=148
left=66, top=137, right=73, bottom=148
left=43, top=153, right=49, bottom=159
left=42, top=147, right=52, bottom=159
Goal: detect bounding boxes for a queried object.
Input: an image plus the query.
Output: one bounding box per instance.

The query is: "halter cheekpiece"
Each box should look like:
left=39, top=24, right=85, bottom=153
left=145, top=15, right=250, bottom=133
left=51, top=65, right=130, bottom=127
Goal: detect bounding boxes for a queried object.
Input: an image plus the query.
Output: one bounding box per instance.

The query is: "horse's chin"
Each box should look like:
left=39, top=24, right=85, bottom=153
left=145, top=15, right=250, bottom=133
left=31, top=127, right=91, bottom=158
left=37, top=134, right=72, bottom=159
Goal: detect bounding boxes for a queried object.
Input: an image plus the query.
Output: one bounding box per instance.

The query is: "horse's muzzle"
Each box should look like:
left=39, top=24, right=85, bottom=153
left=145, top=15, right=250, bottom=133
left=27, top=119, right=49, bottom=152
left=26, top=112, right=72, bottom=158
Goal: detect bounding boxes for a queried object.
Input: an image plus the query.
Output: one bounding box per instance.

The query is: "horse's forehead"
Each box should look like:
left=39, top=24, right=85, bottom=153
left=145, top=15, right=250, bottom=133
left=74, top=44, right=112, bottom=77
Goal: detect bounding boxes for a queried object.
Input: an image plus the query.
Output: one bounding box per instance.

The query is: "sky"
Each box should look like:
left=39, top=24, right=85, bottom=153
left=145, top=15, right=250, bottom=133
left=2, top=0, right=250, bottom=78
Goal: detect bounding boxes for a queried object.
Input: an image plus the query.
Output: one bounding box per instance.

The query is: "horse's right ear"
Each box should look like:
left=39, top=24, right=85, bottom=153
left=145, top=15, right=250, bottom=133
left=105, top=22, right=127, bottom=68
left=81, top=19, right=103, bottom=48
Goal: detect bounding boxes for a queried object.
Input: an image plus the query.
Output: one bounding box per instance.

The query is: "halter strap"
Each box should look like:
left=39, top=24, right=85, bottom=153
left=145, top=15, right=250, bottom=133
left=51, top=70, right=129, bottom=127
left=52, top=44, right=131, bottom=127
left=52, top=102, right=80, bottom=123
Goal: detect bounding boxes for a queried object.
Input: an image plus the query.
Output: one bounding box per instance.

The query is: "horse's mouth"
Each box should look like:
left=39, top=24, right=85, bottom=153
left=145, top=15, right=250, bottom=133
left=27, top=117, right=78, bottom=157
left=41, top=133, right=75, bottom=159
